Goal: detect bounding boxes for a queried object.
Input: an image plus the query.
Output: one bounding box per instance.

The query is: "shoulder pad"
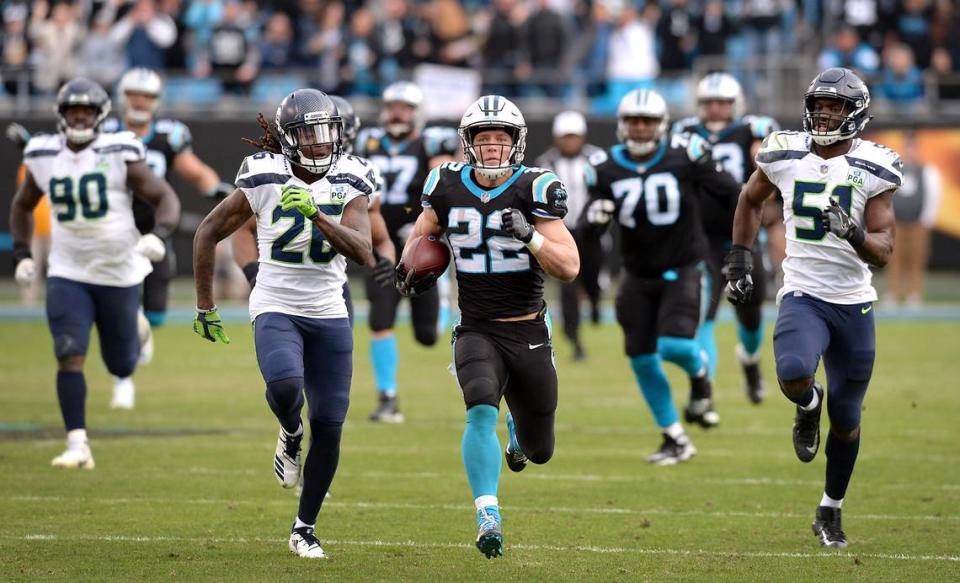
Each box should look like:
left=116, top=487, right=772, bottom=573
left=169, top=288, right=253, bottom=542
left=101, top=117, right=122, bottom=133
left=327, top=155, right=376, bottom=196
left=847, top=140, right=904, bottom=186
left=92, top=131, right=145, bottom=160
left=355, top=127, right=385, bottom=155
left=422, top=126, right=460, bottom=157
left=23, top=133, right=62, bottom=157
left=671, top=132, right=711, bottom=162
left=759, top=131, right=805, bottom=153
left=154, top=119, right=179, bottom=133
left=742, top=115, right=779, bottom=140
left=235, top=152, right=290, bottom=189
left=671, top=116, right=700, bottom=135
left=587, top=149, right=609, bottom=166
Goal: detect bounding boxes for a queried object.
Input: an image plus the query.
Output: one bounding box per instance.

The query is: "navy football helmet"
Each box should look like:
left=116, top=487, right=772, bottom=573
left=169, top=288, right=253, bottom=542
left=329, top=95, right=359, bottom=155
left=55, top=78, right=111, bottom=145
left=802, top=68, right=871, bottom=146
left=275, top=89, right=342, bottom=175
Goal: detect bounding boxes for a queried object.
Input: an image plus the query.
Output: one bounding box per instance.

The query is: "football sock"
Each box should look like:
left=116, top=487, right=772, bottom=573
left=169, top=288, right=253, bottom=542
left=664, top=422, right=685, bottom=441
left=474, top=495, right=498, bottom=511
left=798, top=385, right=819, bottom=411
left=66, top=428, right=88, bottom=448
left=265, top=377, right=305, bottom=435
left=144, top=310, right=166, bottom=327
left=629, top=354, right=679, bottom=428
left=462, top=405, right=501, bottom=499
left=697, top=320, right=718, bottom=380
left=819, top=492, right=843, bottom=509
left=298, top=420, right=342, bottom=525
left=293, top=517, right=314, bottom=530
left=824, top=431, right=860, bottom=501
left=56, top=371, right=87, bottom=431
left=371, top=335, right=398, bottom=396
left=737, top=322, right=764, bottom=357
left=657, top=336, right=706, bottom=378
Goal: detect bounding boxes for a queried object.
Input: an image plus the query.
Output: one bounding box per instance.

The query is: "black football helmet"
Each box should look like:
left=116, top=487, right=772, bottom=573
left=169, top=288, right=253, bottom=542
left=275, top=89, right=342, bottom=175
left=329, top=95, right=359, bottom=155
left=802, top=68, right=871, bottom=146
left=55, top=77, right=111, bottom=145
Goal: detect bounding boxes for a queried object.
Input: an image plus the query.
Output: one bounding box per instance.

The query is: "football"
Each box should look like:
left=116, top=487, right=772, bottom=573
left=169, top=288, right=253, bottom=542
left=402, top=234, right=451, bottom=280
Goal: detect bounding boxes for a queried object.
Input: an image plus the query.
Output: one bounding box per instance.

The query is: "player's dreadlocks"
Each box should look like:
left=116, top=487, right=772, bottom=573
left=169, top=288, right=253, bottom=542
left=241, top=112, right=283, bottom=154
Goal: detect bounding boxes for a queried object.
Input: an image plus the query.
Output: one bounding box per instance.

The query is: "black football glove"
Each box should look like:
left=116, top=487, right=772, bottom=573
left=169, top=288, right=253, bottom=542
left=821, top=199, right=865, bottom=247
left=502, top=208, right=534, bottom=243
left=723, top=244, right=754, bottom=305
left=395, top=261, right=438, bottom=298
left=371, top=253, right=395, bottom=288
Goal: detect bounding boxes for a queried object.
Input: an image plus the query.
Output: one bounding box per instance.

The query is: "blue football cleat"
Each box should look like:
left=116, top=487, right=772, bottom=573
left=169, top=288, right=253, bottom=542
left=504, top=413, right=527, bottom=472
left=475, top=506, right=503, bottom=559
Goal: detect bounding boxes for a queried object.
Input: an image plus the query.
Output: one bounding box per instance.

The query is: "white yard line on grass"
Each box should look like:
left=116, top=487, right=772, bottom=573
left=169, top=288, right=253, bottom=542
left=5, top=495, right=957, bottom=522
left=6, top=533, right=960, bottom=562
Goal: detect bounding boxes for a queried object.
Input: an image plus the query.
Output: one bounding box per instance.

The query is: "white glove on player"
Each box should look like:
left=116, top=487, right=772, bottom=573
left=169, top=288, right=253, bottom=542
left=135, top=234, right=166, bottom=262
left=586, top=199, right=615, bottom=225
left=14, top=258, right=36, bottom=286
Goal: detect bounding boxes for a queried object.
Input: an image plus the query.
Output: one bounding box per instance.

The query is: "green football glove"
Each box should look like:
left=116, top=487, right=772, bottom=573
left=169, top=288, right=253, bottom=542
left=279, top=186, right=317, bottom=219
left=193, top=307, right=231, bottom=344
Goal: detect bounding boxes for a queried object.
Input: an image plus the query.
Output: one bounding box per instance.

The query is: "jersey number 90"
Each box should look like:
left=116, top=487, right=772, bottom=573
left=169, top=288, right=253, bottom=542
left=49, top=173, right=108, bottom=222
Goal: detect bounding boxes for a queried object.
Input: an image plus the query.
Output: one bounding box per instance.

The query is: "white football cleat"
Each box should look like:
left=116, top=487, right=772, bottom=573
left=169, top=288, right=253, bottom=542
left=137, top=309, right=154, bottom=365
left=111, top=377, right=135, bottom=410
left=289, top=527, right=326, bottom=559
left=51, top=444, right=95, bottom=469
left=274, top=426, right=303, bottom=488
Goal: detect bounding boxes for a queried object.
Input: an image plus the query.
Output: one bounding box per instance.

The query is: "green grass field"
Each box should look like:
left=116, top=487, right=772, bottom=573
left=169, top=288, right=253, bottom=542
left=1, top=318, right=958, bottom=581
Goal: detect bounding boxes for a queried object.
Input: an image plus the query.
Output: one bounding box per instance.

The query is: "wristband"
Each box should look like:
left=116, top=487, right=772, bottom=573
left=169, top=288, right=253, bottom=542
left=242, top=262, right=259, bottom=284
left=153, top=224, right=175, bottom=241
left=848, top=226, right=865, bottom=249
left=12, top=241, right=31, bottom=264
left=525, top=231, right=545, bottom=254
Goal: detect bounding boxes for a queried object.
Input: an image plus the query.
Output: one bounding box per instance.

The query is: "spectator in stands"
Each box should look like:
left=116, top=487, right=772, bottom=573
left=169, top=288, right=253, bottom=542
left=481, top=0, right=524, bottom=96
left=76, top=7, right=127, bottom=90
left=184, top=0, right=224, bottom=53
left=110, top=0, right=178, bottom=70
left=520, top=0, right=570, bottom=97
left=344, top=7, right=379, bottom=96
left=28, top=0, right=83, bottom=95
left=425, top=0, right=473, bottom=68
left=656, top=0, right=694, bottom=72
left=159, top=0, right=189, bottom=70
left=193, top=0, right=259, bottom=94
left=2, top=3, right=31, bottom=95
left=879, top=42, right=925, bottom=113
left=892, top=0, right=935, bottom=68
left=375, top=0, right=429, bottom=87
left=258, top=11, right=295, bottom=71
left=817, top=24, right=880, bottom=75
left=597, top=0, right=658, bottom=114
left=834, top=0, right=891, bottom=49
left=886, top=131, right=942, bottom=307
left=295, top=0, right=344, bottom=93
left=740, top=0, right=791, bottom=56
left=694, top=0, right=737, bottom=59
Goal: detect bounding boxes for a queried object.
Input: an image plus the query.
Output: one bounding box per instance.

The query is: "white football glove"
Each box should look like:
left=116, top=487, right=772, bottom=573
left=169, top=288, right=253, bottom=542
left=135, top=233, right=166, bottom=262
left=586, top=199, right=615, bottom=225
left=14, top=258, right=36, bottom=286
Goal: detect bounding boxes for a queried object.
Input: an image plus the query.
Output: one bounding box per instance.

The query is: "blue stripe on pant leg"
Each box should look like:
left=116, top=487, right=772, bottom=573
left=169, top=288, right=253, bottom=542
left=629, top=354, right=678, bottom=428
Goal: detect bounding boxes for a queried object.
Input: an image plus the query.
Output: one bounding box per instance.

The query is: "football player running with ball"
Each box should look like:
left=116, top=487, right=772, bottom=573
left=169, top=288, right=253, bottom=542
left=583, top=89, right=741, bottom=464
left=193, top=89, right=374, bottom=559
left=397, top=95, right=579, bottom=558
left=9, top=78, right=180, bottom=469
left=725, top=68, right=900, bottom=548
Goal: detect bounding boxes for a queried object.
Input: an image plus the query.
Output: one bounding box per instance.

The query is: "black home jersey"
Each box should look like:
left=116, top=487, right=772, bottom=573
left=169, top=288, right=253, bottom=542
left=585, top=135, right=741, bottom=277
left=103, top=117, right=193, bottom=233
left=357, top=126, right=459, bottom=241
left=673, top=115, right=778, bottom=239
left=422, top=163, right=568, bottom=320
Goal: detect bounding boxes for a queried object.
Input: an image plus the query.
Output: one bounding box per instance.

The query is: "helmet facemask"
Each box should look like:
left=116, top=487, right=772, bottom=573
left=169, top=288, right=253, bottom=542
left=460, top=124, right=526, bottom=181
left=803, top=94, right=869, bottom=146
left=617, top=115, right=667, bottom=157
left=122, top=91, right=160, bottom=125
left=280, top=114, right=343, bottom=175
left=58, top=103, right=110, bottom=145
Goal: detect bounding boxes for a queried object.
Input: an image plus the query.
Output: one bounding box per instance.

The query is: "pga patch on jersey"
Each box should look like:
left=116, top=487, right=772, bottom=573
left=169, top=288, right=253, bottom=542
left=846, top=168, right=866, bottom=188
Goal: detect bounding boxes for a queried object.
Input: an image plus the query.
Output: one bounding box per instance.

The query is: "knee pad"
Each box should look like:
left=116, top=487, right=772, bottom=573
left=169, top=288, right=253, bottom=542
left=776, top=353, right=816, bottom=383
left=461, top=376, right=501, bottom=409
left=525, top=444, right=554, bottom=465
left=413, top=324, right=438, bottom=347
left=53, top=334, right=85, bottom=360
left=657, top=336, right=704, bottom=377
left=144, top=310, right=166, bottom=328
left=266, top=377, right=304, bottom=411
left=827, top=398, right=863, bottom=434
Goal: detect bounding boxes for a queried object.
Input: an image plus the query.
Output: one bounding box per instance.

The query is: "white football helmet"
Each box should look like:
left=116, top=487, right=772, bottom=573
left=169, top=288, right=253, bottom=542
left=459, top=95, right=527, bottom=181
left=617, top=89, right=669, bottom=156
left=118, top=68, right=163, bottom=125
left=381, top=81, right=424, bottom=138
left=696, top=72, right=744, bottom=131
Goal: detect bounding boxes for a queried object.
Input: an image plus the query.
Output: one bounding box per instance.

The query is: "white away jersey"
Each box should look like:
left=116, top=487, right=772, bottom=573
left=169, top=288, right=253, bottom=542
left=236, top=152, right=374, bottom=320
left=22, top=132, right=151, bottom=287
left=756, top=131, right=902, bottom=304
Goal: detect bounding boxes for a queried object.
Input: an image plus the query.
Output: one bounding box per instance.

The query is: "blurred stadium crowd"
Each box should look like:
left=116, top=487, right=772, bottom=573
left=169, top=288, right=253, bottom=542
left=2, top=0, right=959, bottom=116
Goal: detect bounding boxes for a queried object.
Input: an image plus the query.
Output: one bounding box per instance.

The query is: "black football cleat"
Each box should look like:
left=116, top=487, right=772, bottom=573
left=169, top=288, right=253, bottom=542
left=812, top=506, right=848, bottom=548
